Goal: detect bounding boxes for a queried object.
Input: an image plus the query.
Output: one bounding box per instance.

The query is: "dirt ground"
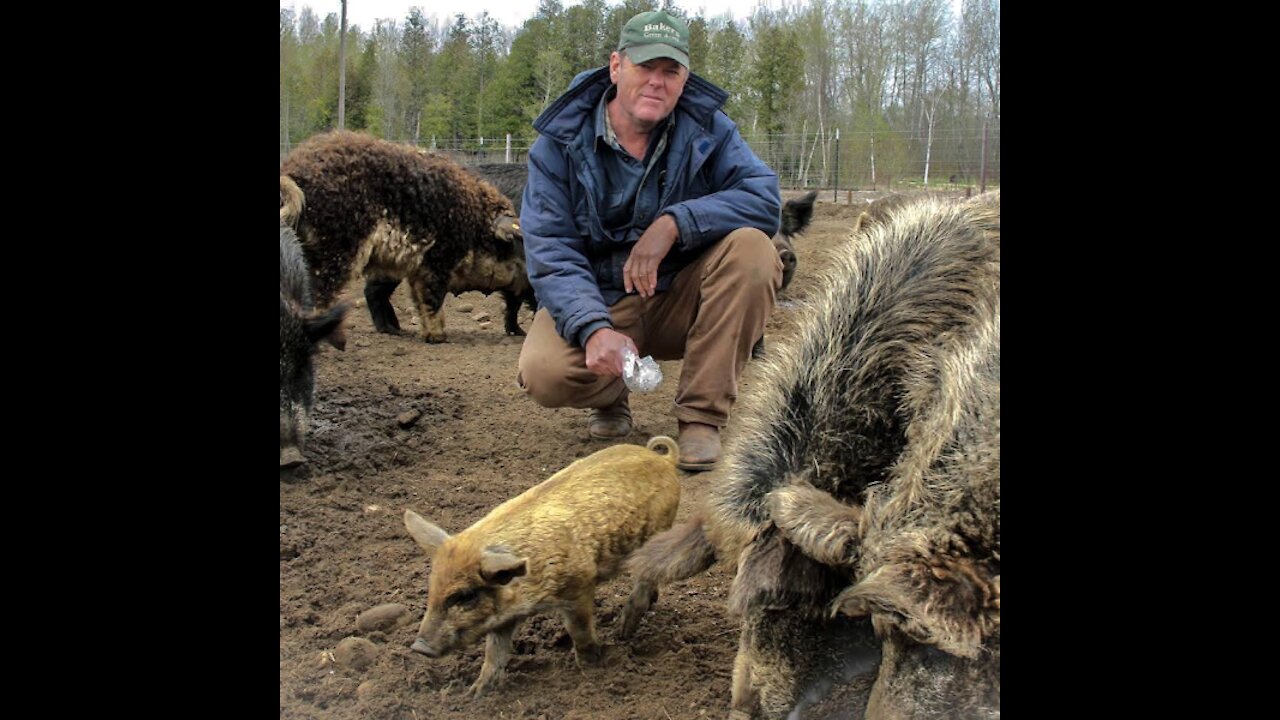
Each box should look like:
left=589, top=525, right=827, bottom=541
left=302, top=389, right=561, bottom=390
left=279, top=190, right=970, bottom=720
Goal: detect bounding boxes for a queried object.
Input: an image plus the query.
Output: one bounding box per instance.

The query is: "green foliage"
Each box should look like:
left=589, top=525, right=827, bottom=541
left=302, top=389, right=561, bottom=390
left=686, top=16, right=709, bottom=75
left=748, top=11, right=804, bottom=136
left=703, top=18, right=747, bottom=120
left=420, top=93, right=455, bottom=144
left=278, top=0, right=1001, bottom=186
left=565, top=0, right=614, bottom=72
left=399, top=7, right=436, bottom=139
left=347, top=36, right=379, bottom=131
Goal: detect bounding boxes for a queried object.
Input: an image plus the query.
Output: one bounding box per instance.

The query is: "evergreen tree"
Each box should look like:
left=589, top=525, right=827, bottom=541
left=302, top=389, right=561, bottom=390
left=347, top=34, right=378, bottom=132
left=399, top=8, right=436, bottom=143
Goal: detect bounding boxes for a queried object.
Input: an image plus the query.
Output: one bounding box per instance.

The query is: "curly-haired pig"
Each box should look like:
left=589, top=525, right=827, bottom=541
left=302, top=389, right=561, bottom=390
left=403, top=435, right=681, bottom=697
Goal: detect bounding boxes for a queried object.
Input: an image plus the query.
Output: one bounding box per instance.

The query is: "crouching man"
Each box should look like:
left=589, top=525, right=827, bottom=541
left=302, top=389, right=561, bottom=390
left=516, top=10, right=782, bottom=471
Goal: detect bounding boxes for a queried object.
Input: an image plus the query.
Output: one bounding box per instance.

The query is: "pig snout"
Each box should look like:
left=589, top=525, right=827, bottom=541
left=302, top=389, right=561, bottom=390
left=780, top=252, right=797, bottom=290
left=410, top=637, right=440, bottom=658
left=280, top=446, right=306, bottom=469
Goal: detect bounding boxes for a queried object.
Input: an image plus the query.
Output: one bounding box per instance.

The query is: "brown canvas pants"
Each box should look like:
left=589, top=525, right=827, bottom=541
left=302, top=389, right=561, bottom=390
left=516, top=227, right=783, bottom=428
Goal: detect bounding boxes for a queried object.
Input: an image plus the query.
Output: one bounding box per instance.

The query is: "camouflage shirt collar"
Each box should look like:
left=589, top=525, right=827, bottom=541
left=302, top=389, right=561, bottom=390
left=595, top=84, right=618, bottom=151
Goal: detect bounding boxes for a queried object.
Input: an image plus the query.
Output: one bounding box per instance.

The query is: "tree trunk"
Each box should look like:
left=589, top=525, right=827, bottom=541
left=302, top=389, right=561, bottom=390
left=923, top=102, right=934, bottom=186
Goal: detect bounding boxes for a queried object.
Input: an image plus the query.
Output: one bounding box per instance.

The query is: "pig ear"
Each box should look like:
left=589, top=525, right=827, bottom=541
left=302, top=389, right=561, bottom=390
left=480, top=548, right=527, bottom=585
left=831, top=560, right=998, bottom=659
left=404, top=510, right=451, bottom=554
left=765, top=481, right=862, bottom=567
left=780, top=191, right=817, bottom=236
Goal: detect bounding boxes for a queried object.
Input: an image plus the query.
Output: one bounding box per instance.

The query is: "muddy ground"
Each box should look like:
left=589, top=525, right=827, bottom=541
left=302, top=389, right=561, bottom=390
left=279, top=190, right=970, bottom=719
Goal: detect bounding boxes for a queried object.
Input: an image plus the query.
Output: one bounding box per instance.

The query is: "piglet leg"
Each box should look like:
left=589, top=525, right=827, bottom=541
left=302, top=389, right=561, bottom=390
left=466, top=621, right=518, bottom=698
left=563, top=590, right=603, bottom=666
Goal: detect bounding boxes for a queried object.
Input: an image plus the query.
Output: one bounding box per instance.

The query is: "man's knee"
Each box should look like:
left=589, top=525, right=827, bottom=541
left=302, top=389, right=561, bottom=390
left=717, top=228, right=782, bottom=287
left=519, top=347, right=616, bottom=409
left=517, top=352, right=566, bottom=408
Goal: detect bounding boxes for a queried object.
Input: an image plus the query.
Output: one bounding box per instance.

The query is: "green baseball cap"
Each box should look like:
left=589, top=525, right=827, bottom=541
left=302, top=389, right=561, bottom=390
left=617, top=10, right=690, bottom=69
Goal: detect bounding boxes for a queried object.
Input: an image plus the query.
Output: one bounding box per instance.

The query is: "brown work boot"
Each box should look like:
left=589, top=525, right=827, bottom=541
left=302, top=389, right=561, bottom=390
left=588, top=395, right=632, bottom=439
left=677, top=421, right=721, bottom=471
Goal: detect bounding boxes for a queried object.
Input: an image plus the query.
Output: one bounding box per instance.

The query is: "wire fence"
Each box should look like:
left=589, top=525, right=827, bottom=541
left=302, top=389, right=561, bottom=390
left=280, top=126, right=1000, bottom=191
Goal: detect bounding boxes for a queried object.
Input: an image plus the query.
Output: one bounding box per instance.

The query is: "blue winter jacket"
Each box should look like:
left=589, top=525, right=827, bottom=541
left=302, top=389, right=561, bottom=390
left=521, top=66, right=782, bottom=348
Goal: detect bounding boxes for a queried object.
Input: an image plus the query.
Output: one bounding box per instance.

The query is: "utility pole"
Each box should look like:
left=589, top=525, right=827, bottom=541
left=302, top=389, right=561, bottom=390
left=338, top=0, right=347, bottom=130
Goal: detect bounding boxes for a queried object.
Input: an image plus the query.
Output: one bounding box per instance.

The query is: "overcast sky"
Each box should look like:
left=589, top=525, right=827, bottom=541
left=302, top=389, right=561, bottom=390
left=282, top=1, right=797, bottom=31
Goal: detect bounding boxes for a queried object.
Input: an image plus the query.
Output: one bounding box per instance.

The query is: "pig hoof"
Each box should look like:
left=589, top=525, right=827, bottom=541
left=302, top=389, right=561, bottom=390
left=505, top=328, right=526, bottom=337
left=279, top=446, right=306, bottom=470
left=464, top=674, right=502, bottom=698
left=574, top=642, right=604, bottom=666
left=423, top=334, right=447, bottom=344
left=618, top=610, right=642, bottom=639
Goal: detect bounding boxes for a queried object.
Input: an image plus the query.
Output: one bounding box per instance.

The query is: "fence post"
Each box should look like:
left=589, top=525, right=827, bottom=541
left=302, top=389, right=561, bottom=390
left=980, top=114, right=988, bottom=194
left=870, top=135, right=876, bottom=190
left=506, top=134, right=512, bottom=163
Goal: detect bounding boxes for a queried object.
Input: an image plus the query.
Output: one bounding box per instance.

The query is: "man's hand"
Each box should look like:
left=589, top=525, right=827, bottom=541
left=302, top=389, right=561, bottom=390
left=585, top=328, right=638, bottom=378
left=624, top=213, right=679, bottom=298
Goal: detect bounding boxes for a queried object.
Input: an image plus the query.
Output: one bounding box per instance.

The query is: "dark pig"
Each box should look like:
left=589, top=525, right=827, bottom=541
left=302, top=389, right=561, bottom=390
left=363, top=161, right=538, bottom=336
left=280, top=131, right=522, bottom=343
left=279, top=225, right=347, bottom=469
left=629, top=192, right=1001, bottom=718
left=751, top=190, right=818, bottom=359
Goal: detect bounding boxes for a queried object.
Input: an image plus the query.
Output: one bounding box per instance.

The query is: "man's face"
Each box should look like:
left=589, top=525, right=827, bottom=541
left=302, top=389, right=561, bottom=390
left=608, top=52, right=688, bottom=129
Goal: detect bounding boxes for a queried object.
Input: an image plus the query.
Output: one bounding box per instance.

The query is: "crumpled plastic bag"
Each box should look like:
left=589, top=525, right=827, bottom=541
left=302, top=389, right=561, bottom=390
left=622, top=347, right=663, bottom=393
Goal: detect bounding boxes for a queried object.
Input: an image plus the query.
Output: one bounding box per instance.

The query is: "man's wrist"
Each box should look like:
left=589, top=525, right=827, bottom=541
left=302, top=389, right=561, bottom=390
left=579, top=321, right=613, bottom=349
left=662, top=209, right=688, bottom=250
left=661, top=212, right=680, bottom=240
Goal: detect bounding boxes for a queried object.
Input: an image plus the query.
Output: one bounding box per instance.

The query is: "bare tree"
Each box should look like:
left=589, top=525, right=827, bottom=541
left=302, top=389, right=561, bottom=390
left=963, top=0, right=1000, bottom=120
left=796, top=0, right=836, bottom=186
left=532, top=48, right=570, bottom=118
left=371, top=19, right=406, bottom=138
left=922, top=90, right=935, bottom=184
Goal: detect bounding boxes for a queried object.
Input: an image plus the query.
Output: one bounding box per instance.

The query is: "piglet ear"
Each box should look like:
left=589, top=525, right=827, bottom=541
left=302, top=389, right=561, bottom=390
left=480, top=548, right=527, bottom=585
left=404, top=510, right=451, bottom=555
